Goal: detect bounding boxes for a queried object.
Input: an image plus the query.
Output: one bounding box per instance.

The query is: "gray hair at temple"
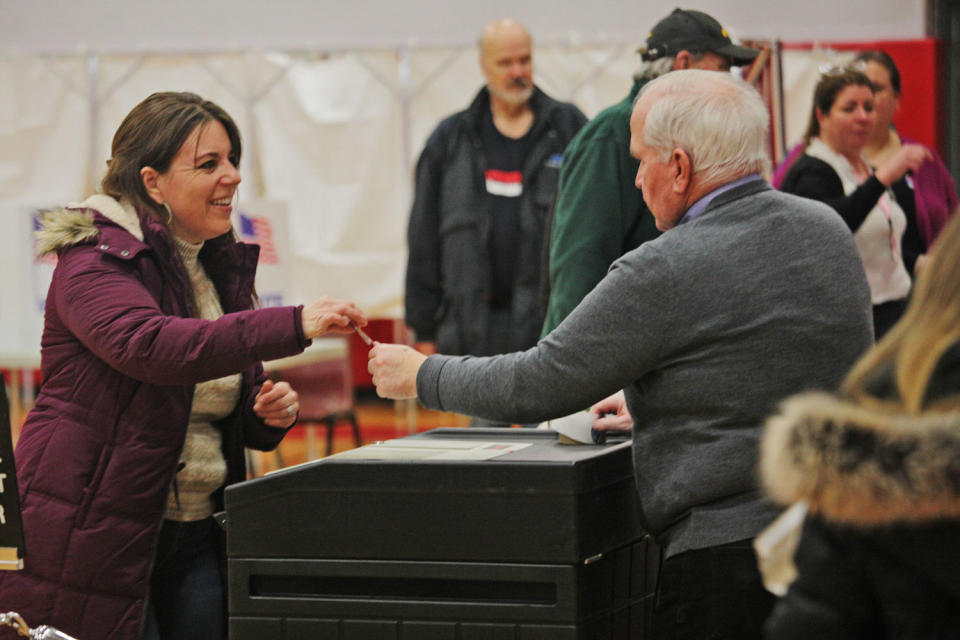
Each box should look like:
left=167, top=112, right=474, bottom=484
left=638, top=69, right=770, bottom=185
left=634, top=56, right=676, bottom=82
left=634, top=51, right=719, bottom=82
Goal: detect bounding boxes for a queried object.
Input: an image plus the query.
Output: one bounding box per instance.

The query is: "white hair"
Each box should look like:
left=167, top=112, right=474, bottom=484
left=637, top=70, right=771, bottom=185
left=634, top=56, right=676, bottom=82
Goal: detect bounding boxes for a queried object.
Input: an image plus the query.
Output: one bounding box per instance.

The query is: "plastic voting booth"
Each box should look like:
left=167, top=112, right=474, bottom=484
left=225, top=428, right=657, bottom=639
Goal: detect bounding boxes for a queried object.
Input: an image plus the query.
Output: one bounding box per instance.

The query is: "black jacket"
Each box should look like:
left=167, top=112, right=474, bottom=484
left=404, top=86, right=586, bottom=355
left=780, top=153, right=923, bottom=275
left=760, top=345, right=960, bottom=639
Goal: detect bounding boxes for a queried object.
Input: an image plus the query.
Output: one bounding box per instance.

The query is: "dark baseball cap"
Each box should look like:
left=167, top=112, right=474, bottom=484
left=640, top=8, right=759, bottom=65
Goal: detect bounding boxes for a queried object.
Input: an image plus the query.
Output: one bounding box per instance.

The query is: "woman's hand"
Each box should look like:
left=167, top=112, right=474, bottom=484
left=875, top=143, right=931, bottom=186
left=590, top=390, right=634, bottom=433
left=301, top=297, right=367, bottom=339
left=368, top=343, right=427, bottom=399
left=254, top=379, right=299, bottom=428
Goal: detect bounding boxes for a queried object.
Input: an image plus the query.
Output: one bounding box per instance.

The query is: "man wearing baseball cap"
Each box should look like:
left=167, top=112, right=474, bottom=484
left=640, top=7, right=761, bottom=67
left=541, top=8, right=760, bottom=336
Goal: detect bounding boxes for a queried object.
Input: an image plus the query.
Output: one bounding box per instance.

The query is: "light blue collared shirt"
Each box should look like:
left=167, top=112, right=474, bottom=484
left=678, top=174, right=764, bottom=225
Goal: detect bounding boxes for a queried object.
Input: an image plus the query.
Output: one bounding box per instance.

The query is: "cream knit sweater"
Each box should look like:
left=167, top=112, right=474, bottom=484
left=164, top=236, right=242, bottom=521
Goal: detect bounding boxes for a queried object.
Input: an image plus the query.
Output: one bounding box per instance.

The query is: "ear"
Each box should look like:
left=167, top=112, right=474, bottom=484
left=671, top=148, right=692, bottom=194
left=814, top=106, right=826, bottom=126
left=478, top=55, right=492, bottom=83
left=673, top=51, right=692, bottom=70
left=140, top=166, right=164, bottom=205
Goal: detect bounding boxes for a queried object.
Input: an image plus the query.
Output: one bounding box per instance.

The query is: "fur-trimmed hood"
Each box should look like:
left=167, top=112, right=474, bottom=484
left=761, top=391, right=960, bottom=526
left=35, top=194, right=144, bottom=256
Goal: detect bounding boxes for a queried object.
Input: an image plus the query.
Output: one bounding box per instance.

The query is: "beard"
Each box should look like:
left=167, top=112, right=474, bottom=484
left=488, top=79, right=533, bottom=106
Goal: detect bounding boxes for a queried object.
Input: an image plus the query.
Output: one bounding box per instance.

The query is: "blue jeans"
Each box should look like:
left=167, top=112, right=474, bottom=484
left=142, top=518, right=224, bottom=640
left=652, top=538, right=775, bottom=640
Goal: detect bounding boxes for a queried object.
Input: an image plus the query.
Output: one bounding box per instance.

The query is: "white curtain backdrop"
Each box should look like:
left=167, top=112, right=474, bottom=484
left=0, top=41, right=922, bottom=361
left=0, top=42, right=642, bottom=359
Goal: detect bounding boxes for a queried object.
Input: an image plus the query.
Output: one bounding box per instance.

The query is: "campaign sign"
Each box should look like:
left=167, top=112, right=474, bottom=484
left=0, top=383, right=25, bottom=570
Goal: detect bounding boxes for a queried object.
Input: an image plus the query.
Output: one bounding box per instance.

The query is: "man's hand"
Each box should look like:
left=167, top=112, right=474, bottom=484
left=368, top=343, right=428, bottom=399
left=590, top=390, right=634, bottom=433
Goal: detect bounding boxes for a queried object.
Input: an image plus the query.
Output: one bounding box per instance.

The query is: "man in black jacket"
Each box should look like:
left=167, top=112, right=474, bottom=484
left=404, top=19, right=586, bottom=404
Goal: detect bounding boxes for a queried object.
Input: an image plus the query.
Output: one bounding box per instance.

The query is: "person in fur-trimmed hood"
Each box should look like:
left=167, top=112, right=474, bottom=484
left=0, top=92, right=367, bottom=640
left=760, top=209, right=960, bottom=639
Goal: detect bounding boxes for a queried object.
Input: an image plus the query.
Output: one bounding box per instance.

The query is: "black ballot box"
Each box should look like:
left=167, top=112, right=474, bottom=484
left=225, top=428, right=658, bottom=640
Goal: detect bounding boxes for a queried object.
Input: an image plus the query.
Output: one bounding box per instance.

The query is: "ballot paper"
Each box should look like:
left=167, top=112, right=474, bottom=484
left=327, top=438, right=532, bottom=461
left=539, top=410, right=598, bottom=445
left=754, top=500, right=808, bottom=596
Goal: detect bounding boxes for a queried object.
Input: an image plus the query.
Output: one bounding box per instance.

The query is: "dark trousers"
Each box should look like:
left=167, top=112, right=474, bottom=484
left=142, top=518, right=224, bottom=640
left=470, top=307, right=536, bottom=429
left=651, top=538, right=775, bottom=640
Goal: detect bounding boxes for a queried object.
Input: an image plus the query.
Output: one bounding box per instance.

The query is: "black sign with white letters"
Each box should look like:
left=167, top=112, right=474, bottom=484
left=0, top=382, right=24, bottom=569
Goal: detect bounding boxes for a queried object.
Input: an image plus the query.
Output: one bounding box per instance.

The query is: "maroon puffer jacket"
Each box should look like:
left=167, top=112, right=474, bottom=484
left=0, top=196, right=309, bottom=639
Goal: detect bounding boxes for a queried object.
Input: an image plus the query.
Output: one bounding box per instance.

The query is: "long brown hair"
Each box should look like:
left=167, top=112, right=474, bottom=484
left=101, top=92, right=256, bottom=312
left=842, top=210, right=960, bottom=412
left=802, top=68, right=873, bottom=146
left=101, top=92, right=242, bottom=222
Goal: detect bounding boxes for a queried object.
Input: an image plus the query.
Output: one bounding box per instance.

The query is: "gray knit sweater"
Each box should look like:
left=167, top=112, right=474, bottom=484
left=417, top=179, right=873, bottom=557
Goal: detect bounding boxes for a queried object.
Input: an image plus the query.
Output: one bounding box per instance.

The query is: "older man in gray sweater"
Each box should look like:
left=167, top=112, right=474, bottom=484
left=370, top=70, right=873, bottom=640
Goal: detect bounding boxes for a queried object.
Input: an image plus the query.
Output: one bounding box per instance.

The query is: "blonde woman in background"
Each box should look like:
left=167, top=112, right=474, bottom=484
left=760, top=209, right=960, bottom=639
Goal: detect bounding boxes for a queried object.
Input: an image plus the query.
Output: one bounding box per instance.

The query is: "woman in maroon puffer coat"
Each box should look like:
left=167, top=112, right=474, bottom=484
left=0, top=92, right=367, bottom=640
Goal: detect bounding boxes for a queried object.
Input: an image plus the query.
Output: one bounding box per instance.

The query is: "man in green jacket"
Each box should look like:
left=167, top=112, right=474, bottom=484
left=541, top=8, right=759, bottom=336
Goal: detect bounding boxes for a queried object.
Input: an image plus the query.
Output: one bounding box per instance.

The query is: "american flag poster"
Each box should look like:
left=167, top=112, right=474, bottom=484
left=239, top=212, right=278, bottom=265
left=31, top=209, right=57, bottom=314
left=235, top=201, right=291, bottom=308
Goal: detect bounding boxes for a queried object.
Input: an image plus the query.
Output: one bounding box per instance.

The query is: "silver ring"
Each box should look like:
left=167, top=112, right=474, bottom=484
left=286, top=405, right=295, bottom=416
